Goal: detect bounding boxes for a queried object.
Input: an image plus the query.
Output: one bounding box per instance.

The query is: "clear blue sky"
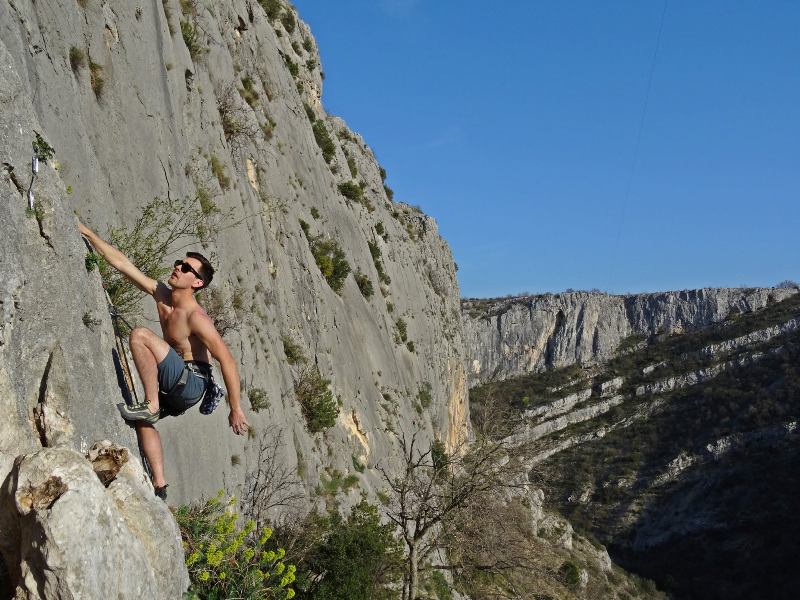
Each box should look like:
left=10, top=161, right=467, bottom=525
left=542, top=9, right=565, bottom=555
left=292, top=1, right=800, bottom=298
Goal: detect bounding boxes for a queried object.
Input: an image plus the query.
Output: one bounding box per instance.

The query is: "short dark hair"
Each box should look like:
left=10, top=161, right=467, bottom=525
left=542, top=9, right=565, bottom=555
left=186, top=252, right=214, bottom=291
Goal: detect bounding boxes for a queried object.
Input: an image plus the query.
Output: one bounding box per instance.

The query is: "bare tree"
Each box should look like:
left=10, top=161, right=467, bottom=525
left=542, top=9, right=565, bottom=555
left=378, top=427, right=528, bottom=600
left=242, top=428, right=305, bottom=528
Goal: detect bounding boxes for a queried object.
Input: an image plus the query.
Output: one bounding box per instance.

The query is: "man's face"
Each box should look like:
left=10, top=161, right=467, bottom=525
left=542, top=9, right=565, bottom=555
left=169, top=257, right=204, bottom=291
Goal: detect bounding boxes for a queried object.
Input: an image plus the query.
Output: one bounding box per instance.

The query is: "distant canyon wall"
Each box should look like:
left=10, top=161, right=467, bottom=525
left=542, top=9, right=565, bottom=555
left=462, top=287, right=797, bottom=386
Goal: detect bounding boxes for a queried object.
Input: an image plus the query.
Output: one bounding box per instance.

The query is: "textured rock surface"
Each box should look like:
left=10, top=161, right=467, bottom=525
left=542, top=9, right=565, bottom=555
left=0, top=0, right=468, bottom=511
left=463, top=287, right=796, bottom=385
left=0, top=443, right=188, bottom=599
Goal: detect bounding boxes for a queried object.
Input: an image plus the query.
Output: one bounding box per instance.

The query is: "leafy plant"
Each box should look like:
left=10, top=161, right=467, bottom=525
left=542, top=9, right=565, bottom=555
left=395, top=318, right=408, bottom=343
left=89, top=60, right=104, bottom=97
left=295, top=367, right=338, bottom=433
left=32, top=132, right=55, bottom=163
left=354, top=271, right=374, bottom=299
left=259, top=0, right=282, bottom=21
left=282, top=335, right=306, bottom=365
left=181, top=19, right=203, bottom=59
left=248, top=388, right=270, bottom=413
left=69, top=46, right=85, bottom=72
left=299, top=501, right=403, bottom=599
left=417, top=382, right=432, bottom=409
left=239, top=76, right=260, bottom=108
left=311, top=120, right=335, bottom=163
left=367, top=240, right=391, bottom=286
left=308, top=236, right=350, bottom=293
left=337, top=181, right=363, bottom=202
left=280, top=9, right=295, bottom=33
left=209, top=155, right=230, bottom=190
left=176, top=492, right=297, bottom=599
left=284, top=55, right=299, bottom=78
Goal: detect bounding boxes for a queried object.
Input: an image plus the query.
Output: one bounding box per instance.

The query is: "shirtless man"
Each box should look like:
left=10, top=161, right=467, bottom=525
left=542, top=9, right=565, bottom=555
left=78, top=220, right=250, bottom=499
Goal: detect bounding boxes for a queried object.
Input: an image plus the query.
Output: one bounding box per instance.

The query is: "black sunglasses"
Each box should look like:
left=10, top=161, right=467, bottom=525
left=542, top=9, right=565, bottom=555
left=174, top=260, right=204, bottom=281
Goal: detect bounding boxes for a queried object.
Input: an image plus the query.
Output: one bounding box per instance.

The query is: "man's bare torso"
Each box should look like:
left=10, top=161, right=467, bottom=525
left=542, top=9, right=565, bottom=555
left=155, top=285, right=211, bottom=363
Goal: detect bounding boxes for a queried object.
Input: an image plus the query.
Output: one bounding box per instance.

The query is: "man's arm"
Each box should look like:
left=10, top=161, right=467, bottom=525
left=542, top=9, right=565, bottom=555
left=78, top=220, right=159, bottom=297
left=189, top=310, right=250, bottom=435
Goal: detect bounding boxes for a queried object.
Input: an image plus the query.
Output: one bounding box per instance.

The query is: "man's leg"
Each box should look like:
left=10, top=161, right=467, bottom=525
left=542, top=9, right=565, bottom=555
left=129, top=327, right=171, bottom=413
left=135, top=422, right=167, bottom=488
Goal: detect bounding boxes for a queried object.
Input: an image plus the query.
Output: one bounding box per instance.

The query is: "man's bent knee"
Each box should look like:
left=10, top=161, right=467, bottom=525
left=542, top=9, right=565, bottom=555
left=130, top=327, right=153, bottom=345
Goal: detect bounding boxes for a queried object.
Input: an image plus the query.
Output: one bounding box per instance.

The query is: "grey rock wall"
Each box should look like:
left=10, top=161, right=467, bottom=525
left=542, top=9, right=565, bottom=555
left=463, top=287, right=796, bottom=386
left=0, top=0, right=468, bottom=510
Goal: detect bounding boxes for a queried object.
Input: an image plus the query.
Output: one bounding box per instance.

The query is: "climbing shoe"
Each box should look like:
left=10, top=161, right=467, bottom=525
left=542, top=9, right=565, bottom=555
left=154, top=484, right=168, bottom=502
left=117, top=402, right=160, bottom=424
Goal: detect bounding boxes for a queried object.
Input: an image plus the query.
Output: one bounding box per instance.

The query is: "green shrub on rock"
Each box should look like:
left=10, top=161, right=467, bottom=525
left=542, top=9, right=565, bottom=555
left=311, top=120, right=335, bottom=163
left=176, top=492, right=298, bottom=599
left=308, top=236, right=350, bottom=293
left=295, top=367, right=338, bottom=433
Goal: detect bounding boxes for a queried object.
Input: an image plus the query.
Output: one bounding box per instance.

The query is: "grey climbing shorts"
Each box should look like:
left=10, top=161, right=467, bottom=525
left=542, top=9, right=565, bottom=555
left=157, top=347, right=211, bottom=417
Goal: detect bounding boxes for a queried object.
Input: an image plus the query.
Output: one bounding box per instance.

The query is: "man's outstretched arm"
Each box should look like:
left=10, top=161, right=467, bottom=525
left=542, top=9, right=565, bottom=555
left=189, top=310, right=250, bottom=435
left=78, top=220, right=159, bottom=297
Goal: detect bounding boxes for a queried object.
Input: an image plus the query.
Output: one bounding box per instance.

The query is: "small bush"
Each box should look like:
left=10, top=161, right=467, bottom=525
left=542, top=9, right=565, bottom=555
left=406, top=341, right=415, bottom=353
left=417, top=382, right=432, bottom=409
left=302, top=37, right=313, bottom=52
left=280, top=9, right=296, bottom=33
left=310, top=207, right=320, bottom=219
left=89, top=60, right=104, bottom=97
left=301, top=501, right=403, bottom=599
left=383, top=184, right=394, bottom=201
left=295, top=367, right=338, bottom=433
left=352, top=455, right=366, bottom=473
left=309, top=236, right=350, bottom=293
left=379, top=166, right=387, bottom=181
left=559, top=561, right=581, bottom=587
left=248, top=388, right=269, bottom=412
left=311, top=120, right=335, bottom=163
left=284, top=55, right=299, bottom=78
left=259, top=0, right=282, bottom=20
left=180, top=20, right=203, bottom=59
left=337, top=181, right=363, bottom=202
left=69, top=46, right=85, bottom=72
left=239, top=76, right=260, bottom=108
left=282, top=335, right=306, bottom=365
left=85, top=251, right=102, bottom=272
left=354, top=271, right=374, bottom=299
left=175, top=492, right=298, bottom=599
left=303, top=102, right=315, bottom=123
left=367, top=241, right=391, bottom=286
left=32, top=132, right=55, bottom=162
left=210, top=155, right=230, bottom=190
left=346, top=156, right=358, bottom=178
left=395, top=318, right=408, bottom=343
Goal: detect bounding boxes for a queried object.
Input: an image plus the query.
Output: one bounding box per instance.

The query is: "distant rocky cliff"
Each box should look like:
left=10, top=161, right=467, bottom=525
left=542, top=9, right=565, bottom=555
left=463, top=287, right=796, bottom=386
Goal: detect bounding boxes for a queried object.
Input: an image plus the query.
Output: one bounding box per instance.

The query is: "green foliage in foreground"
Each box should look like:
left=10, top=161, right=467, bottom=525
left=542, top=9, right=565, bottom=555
left=176, top=492, right=297, bottom=599
left=297, top=501, right=403, bottom=600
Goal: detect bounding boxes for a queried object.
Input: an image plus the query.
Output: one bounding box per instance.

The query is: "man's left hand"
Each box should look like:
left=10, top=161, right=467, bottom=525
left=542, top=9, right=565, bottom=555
left=229, top=408, right=250, bottom=435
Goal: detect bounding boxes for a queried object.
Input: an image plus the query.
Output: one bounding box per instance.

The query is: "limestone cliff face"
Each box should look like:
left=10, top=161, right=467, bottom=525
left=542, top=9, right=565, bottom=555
left=0, top=0, right=468, bottom=512
left=463, top=287, right=796, bottom=386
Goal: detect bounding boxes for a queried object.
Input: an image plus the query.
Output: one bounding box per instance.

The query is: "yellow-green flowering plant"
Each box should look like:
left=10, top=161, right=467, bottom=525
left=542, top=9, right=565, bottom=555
left=176, top=491, right=297, bottom=599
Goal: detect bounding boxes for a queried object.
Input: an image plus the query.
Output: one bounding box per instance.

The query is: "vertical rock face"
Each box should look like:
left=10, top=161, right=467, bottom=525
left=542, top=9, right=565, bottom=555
left=463, top=287, right=796, bottom=385
left=0, top=0, right=468, bottom=508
